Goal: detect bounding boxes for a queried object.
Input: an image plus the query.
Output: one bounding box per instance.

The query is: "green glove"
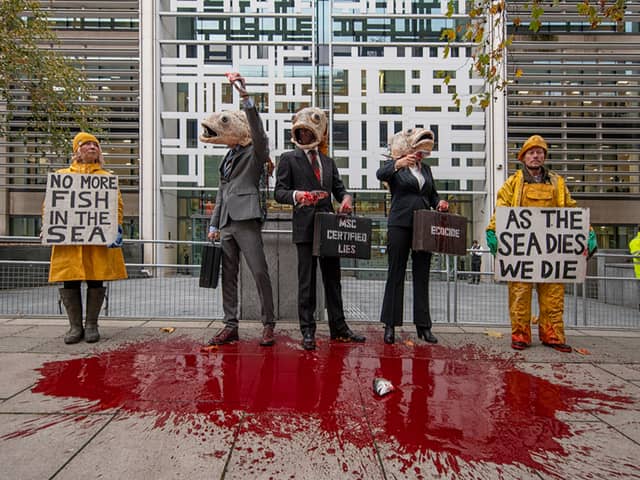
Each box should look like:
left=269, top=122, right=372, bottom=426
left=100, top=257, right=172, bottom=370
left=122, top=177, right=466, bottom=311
left=587, top=228, right=598, bottom=258
left=486, top=230, right=497, bottom=256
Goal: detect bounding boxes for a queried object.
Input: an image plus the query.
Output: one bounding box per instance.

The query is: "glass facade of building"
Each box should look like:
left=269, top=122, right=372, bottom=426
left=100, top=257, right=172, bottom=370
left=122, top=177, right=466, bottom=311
left=152, top=0, right=486, bottom=252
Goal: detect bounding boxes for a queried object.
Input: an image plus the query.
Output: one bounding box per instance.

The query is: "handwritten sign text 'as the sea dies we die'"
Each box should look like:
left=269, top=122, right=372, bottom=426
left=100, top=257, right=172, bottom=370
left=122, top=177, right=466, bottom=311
left=495, top=207, right=590, bottom=283
left=42, top=173, right=119, bottom=245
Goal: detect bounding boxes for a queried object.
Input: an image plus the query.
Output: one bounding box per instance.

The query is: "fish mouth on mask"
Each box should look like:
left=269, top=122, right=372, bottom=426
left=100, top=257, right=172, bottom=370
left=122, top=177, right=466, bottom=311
left=201, top=124, right=218, bottom=139
left=412, top=131, right=434, bottom=152
left=292, top=126, right=319, bottom=147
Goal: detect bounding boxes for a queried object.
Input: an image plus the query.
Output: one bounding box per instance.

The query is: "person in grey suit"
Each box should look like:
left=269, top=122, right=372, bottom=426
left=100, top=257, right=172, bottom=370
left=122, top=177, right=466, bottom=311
left=201, top=73, right=275, bottom=347
left=274, top=107, right=365, bottom=350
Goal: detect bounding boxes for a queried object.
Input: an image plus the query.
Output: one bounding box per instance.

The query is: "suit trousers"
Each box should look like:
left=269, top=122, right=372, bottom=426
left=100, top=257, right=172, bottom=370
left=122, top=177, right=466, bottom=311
left=220, top=219, right=275, bottom=327
left=295, top=242, right=347, bottom=335
left=380, top=225, right=433, bottom=328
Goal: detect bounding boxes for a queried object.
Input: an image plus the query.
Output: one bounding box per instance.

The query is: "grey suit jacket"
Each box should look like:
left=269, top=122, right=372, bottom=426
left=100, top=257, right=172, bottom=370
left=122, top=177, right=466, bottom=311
left=210, top=104, right=269, bottom=230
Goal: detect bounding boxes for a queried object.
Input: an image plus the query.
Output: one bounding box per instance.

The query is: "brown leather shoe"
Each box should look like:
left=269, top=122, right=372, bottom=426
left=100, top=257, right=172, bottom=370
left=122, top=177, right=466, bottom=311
left=260, top=324, right=275, bottom=346
left=207, top=326, right=239, bottom=346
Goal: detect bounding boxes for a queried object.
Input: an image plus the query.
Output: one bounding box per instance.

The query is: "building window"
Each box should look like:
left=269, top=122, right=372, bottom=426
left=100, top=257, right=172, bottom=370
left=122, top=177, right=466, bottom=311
left=379, top=70, right=405, bottom=93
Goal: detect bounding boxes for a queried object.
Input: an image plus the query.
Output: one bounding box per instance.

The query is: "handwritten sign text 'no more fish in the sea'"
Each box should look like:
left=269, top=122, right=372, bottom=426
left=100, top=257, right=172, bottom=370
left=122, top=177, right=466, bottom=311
left=495, top=207, right=589, bottom=283
left=42, top=173, right=119, bottom=245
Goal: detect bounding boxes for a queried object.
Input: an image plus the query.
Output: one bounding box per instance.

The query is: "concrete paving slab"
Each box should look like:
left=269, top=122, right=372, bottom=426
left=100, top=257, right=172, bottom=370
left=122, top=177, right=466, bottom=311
left=143, top=320, right=213, bottom=329
left=0, top=353, right=75, bottom=399
left=595, top=363, right=640, bottom=381
left=0, top=324, right=34, bottom=337
left=226, top=412, right=384, bottom=480
left=97, top=319, right=147, bottom=328
left=12, top=325, right=70, bottom=339
left=578, top=329, right=640, bottom=338
left=0, top=413, right=112, bottom=480
left=0, top=335, right=49, bottom=353
left=54, top=413, right=235, bottom=479
left=7, top=318, right=67, bottom=326
left=542, top=421, right=640, bottom=479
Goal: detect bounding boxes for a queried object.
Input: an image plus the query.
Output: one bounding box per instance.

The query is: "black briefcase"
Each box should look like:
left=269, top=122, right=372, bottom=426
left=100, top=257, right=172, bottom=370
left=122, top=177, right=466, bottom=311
left=199, top=242, right=222, bottom=288
left=312, top=212, right=372, bottom=259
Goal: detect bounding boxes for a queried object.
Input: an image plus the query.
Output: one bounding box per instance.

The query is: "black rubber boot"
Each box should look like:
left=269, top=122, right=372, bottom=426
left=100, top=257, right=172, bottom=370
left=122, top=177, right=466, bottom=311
left=59, top=288, right=84, bottom=344
left=85, top=287, right=106, bottom=343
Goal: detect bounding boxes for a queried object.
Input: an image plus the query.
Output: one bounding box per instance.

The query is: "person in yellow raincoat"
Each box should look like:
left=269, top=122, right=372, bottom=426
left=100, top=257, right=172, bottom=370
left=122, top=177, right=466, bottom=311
left=485, top=135, right=597, bottom=353
left=630, top=227, right=640, bottom=280
left=48, top=132, right=128, bottom=344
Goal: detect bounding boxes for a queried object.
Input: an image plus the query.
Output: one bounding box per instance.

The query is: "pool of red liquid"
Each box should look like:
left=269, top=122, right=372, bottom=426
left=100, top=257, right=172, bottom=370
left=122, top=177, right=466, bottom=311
left=12, top=335, right=634, bottom=475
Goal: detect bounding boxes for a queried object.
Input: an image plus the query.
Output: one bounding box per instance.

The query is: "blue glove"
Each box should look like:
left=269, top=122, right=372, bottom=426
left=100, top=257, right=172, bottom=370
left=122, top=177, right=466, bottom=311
left=587, top=227, right=598, bottom=259
left=108, top=225, right=123, bottom=248
left=486, top=230, right=497, bottom=256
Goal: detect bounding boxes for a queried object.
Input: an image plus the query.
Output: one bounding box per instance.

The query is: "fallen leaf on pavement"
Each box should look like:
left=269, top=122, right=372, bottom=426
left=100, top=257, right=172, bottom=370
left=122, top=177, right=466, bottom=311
left=200, top=345, right=218, bottom=352
left=485, top=330, right=504, bottom=338
left=160, top=327, right=176, bottom=333
left=404, top=340, right=415, bottom=347
left=574, top=348, right=591, bottom=355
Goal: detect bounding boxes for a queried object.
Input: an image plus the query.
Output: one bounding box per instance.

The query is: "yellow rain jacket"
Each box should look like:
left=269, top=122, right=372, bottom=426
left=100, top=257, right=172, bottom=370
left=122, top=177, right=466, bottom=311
left=48, top=161, right=128, bottom=283
left=630, top=232, right=640, bottom=279
left=487, top=168, right=576, bottom=346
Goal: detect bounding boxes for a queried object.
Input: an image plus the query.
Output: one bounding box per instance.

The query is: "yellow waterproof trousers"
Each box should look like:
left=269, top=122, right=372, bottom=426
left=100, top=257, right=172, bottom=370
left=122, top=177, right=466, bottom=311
left=509, top=282, right=566, bottom=345
left=508, top=182, right=567, bottom=345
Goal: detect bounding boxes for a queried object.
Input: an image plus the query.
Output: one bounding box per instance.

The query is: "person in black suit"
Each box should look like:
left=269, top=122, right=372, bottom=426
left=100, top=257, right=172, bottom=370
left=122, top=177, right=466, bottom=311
left=274, top=107, right=365, bottom=350
left=376, top=130, right=449, bottom=345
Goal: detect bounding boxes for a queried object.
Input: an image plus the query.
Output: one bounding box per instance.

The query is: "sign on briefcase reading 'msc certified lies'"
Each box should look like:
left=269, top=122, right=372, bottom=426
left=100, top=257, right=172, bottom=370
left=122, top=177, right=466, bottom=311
left=412, top=210, right=468, bottom=256
left=312, top=212, right=372, bottom=259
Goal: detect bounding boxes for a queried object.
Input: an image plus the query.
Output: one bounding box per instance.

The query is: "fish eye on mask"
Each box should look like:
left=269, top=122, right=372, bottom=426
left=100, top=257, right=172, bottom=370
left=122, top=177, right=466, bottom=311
left=406, top=128, right=413, bottom=134
left=312, top=113, right=321, bottom=123
left=221, top=116, right=229, bottom=123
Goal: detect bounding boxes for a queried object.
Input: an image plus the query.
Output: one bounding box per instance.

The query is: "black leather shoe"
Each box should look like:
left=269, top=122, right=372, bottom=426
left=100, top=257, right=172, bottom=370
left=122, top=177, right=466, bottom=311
left=416, top=326, right=438, bottom=344
left=542, top=342, right=572, bottom=353
left=330, top=328, right=366, bottom=343
left=260, top=324, right=275, bottom=347
left=383, top=325, right=395, bottom=344
left=302, top=331, right=316, bottom=351
left=207, top=326, right=239, bottom=346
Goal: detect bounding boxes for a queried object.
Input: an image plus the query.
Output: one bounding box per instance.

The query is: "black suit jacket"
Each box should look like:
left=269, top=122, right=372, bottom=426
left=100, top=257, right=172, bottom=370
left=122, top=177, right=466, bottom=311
left=376, top=159, right=441, bottom=228
left=274, top=148, right=350, bottom=243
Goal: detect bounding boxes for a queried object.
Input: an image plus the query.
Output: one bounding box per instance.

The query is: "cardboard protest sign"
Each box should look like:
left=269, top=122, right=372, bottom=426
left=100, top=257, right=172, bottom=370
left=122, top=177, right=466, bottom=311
left=495, top=207, right=589, bottom=283
left=42, top=173, right=119, bottom=245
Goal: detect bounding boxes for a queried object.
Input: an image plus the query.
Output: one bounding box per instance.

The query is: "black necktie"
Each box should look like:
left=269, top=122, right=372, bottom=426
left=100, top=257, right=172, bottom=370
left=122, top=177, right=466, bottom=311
left=309, top=150, right=320, bottom=182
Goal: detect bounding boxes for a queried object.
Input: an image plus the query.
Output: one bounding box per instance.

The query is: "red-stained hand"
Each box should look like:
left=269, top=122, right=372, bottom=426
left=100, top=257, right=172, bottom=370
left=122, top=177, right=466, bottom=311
left=437, top=200, right=449, bottom=212
left=338, top=195, right=353, bottom=214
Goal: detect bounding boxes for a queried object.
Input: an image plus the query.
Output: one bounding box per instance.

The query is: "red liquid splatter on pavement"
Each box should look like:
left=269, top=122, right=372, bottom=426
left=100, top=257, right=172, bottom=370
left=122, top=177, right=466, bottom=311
left=5, top=335, right=633, bottom=477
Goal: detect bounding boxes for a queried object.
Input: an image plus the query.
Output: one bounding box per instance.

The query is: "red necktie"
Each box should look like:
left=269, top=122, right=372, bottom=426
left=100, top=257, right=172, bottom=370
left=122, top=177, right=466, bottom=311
left=309, top=150, right=320, bottom=182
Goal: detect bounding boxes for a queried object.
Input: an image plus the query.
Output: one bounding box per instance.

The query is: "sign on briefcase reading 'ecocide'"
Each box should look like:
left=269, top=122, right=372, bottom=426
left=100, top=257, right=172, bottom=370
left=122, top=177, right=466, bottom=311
left=312, top=213, right=372, bottom=259
left=412, top=210, right=467, bottom=256
left=495, top=207, right=589, bottom=283
left=42, top=173, right=119, bottom=245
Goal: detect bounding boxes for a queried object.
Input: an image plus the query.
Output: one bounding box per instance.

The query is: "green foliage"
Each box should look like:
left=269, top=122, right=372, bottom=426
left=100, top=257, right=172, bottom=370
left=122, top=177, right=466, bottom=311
left=0, top=0, right=101, bottom=157
left=442, top=0, right=627, bottom=116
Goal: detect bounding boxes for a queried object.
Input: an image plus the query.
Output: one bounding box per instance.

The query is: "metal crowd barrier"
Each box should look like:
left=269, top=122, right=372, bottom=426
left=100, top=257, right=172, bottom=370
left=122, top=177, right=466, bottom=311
left=0, top=238, right=638, bottom=327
